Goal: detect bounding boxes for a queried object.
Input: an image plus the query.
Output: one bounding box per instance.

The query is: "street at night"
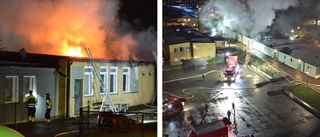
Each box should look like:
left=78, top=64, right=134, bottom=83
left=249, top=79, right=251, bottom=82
left=163, top=62, right=320, bottom=137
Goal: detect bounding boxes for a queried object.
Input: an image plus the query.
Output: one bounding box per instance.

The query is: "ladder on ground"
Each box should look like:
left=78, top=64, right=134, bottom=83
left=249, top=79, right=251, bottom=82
left=85, top=48, right=117, bottom=113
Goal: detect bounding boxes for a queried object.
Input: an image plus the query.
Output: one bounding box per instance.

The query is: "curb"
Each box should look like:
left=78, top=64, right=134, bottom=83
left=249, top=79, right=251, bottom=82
left=282, top=90, right=320, bottom=119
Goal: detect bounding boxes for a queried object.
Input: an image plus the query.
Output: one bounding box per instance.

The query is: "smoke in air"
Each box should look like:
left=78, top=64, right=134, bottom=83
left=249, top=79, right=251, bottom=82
left=0, top=0, right=156, bottom=62
left=199, top=0, right=299, bottom=37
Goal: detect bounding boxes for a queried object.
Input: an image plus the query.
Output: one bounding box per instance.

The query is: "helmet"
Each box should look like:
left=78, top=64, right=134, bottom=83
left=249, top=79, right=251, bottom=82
left=46, top=93, right=50, bottom=97
left=28, top=90, right=33, bottom=94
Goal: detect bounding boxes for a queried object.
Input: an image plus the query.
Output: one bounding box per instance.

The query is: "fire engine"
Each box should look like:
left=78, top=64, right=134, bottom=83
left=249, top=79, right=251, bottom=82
left=224, top=56, right=239, bottom=82
left=163, top=100, right=184, bottom=120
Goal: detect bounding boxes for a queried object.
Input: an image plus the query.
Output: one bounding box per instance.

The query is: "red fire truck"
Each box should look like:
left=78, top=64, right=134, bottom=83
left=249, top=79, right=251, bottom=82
left=224, top=56, right=239, bottom=82
left=187, top=118, right=228, bottom=137
left=163, top=100, right=184, bottom=120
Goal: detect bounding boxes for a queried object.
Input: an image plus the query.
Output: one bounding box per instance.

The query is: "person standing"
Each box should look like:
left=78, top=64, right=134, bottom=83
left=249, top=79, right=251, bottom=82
left=45, top=93, right=52, bottom=124
left=25, top=90, right=37, bottom=123
left=204, top=103, right=208, bottom=113
left=227, top=110, right=231, bottom=120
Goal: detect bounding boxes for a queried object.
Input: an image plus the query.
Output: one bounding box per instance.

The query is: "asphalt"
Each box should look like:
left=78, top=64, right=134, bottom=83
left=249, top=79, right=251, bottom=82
left=4, top=108, right=157, bottom=137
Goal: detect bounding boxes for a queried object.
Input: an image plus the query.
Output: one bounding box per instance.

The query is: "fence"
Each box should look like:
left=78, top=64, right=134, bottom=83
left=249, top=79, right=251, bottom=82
left=79, top=106, right=90, bottom=136
left=78, top=106, right=157, bottom=137
left=250, top=62, right=285, bottom=79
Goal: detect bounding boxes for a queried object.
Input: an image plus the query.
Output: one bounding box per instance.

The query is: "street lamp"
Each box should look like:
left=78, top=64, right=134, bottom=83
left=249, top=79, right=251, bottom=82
left=306, top=71, right=309, bottom=86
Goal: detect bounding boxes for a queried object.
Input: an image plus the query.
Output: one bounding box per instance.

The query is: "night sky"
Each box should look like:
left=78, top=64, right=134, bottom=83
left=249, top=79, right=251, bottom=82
left=118, top=0, right=157, bottom=31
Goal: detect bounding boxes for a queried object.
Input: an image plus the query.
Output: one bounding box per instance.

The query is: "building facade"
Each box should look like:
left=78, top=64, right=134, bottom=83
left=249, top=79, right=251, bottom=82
left=0, top=51, right=156, bottom=124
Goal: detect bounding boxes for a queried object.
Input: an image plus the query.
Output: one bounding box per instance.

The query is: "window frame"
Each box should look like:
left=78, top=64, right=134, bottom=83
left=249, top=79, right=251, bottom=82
left=123, top=67, right=130, bottom=93
left=84, top=66, right=94, bottom=96
left=5, top=76, right=19, bottom=103
left=100, top=67, right=108, bottom=95
left=110, top=67, right=118, bottom=94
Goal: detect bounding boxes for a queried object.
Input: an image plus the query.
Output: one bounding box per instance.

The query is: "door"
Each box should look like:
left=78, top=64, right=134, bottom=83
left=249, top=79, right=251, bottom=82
left=74, top=79, right=83, bottom=115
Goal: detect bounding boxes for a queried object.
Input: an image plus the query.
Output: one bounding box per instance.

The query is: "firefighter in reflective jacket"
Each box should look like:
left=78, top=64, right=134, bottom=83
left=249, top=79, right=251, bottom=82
left=25, top=90, right=38, bottom=122
left=45, top=93, right=52, bottom=124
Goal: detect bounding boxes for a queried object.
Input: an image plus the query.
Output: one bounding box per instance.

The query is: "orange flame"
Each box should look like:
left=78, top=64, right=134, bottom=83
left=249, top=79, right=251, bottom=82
left=67, top=46, right=83, bottom=57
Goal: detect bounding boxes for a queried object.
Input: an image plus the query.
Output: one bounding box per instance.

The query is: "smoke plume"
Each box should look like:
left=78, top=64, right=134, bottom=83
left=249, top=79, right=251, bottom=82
left=271, top=0, right=320, bottom=40
left=0, top=0, right=156, bottom=62
left=199, top=0, right=299, bottom=38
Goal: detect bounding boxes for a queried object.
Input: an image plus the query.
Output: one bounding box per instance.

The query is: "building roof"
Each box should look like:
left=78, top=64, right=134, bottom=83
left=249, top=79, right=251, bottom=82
left=0, top=50, right=155, bottom=68
left=259, top=39, right=320, bottom=66
left=163, top=26, right=215, bottom=45
left=163, top=6, right=197, bottom=22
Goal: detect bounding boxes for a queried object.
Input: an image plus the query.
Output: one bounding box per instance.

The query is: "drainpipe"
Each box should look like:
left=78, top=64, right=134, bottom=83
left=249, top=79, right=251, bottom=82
left=66, top=59, right=73, bottom=119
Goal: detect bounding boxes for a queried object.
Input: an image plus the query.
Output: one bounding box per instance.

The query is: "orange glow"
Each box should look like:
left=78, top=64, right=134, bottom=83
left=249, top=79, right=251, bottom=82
left=67, top=46, right=83, bottom=57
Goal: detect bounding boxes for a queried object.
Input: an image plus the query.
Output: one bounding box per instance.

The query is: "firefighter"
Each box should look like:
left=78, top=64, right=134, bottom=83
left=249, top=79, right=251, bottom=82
left=227, top=110, right=231, bottom=120
left=25, top=90, right=38, bottom=122
left=45, top=93, right=52, bottom=124
left=204, top=103, right=208, bottom=113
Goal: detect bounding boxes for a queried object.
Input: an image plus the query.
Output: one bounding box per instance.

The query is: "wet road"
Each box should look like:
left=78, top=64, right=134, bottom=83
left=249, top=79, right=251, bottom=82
left=163, top=64, right=320, bottom=137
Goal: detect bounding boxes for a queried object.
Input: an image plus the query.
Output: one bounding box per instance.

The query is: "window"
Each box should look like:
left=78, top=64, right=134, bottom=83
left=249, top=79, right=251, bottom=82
left=23, top=76, right=36, bottom=100
left=5, top=76, right=19, bottom=103
left=173, top=48, right=178, bottom=52
left=174, top=58, right=180, bottom=62
left=132, top=67, right=139, bottom=93
left=100, top=67, right=108, bottom=95
left=110, top=67, right=118, bottom=94
left=284, top=55, right=286, bottom=59
left=290, top=58, right=293, bottom=62
left=123, top=67, right=130, bottom=93
left=195, top=47, right=199, bottom=51
left=84, top=66, right=93, bottom=96
left=186, top=47, right=190, bottom=51
left=180, top=47, right=184, bottom=52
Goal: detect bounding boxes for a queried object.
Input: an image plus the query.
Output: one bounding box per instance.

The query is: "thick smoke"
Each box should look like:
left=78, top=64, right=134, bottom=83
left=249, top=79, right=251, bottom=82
left=271, top=0, right=320, bottom=40
left=199, top=0, right=299, bottom=38
left=0, top=0, right=156, bottom=62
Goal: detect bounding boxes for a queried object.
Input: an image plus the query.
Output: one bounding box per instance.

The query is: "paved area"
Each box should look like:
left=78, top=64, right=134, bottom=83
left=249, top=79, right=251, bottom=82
left=163, top=48, right=320, bottom=137
left=4, top=108, right=157, bottom=137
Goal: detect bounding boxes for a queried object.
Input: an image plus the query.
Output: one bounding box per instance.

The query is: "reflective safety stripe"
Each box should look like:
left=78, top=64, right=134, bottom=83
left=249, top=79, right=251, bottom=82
left=28, top=103, right=36, bottom=107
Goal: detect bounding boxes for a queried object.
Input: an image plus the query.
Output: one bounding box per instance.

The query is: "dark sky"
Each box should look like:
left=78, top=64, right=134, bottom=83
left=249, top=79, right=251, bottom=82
left=118, top=0, right=157, bottom=31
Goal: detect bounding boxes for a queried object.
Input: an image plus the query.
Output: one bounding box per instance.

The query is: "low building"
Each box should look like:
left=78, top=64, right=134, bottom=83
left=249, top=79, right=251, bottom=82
left=0, top=50, right=156, bottom=124
left=237, top=34, right=320, bottom=78
left=163, top=26, right=216, bottom=66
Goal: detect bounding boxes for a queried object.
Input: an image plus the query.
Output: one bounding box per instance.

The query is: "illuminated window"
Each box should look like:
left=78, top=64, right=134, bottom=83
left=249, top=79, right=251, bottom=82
left=84, top=66, right=93, bottom=96
left=123, top=67, right=130, bottom=93
left=186, top=47, right=190, bottom=51
left=23, top=76, right=36, bottom=100
left=100, top=67, right=108, bottom=95
left=174, top=58, right=180, bottom=62
left=5, top=76, right=19, bottom=103
left=110, top=67, right=118, bottom=94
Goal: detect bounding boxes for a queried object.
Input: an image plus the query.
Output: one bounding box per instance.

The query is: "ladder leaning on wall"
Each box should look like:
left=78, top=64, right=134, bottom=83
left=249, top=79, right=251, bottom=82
left=85, top=48, right=117, bottom=113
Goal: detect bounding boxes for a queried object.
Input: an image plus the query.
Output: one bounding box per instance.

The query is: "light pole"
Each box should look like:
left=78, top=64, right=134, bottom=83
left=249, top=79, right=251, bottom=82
left=306, top=71, right=309, bottom=86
